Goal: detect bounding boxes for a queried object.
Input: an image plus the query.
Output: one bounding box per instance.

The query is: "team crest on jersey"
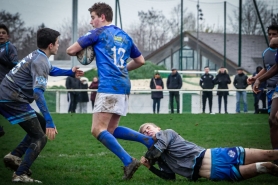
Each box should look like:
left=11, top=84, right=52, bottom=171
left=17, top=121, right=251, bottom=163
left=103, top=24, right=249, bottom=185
left=228, top=150, right=236, bottom=158
left=85, top=32, right=91, bottom=37
left=36, top=76, right=47, bottom=86
left=114, top=36, right=123, bottom=42
left=0, top=48, right=4, bottom=53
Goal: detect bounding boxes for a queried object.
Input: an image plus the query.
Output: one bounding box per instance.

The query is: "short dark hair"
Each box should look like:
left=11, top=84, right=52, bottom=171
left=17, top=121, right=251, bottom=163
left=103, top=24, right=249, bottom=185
left=37, top=28, right=60, bottom=49
left=88, top=2, right=113, bottom=22
left=0, top=24, right=9, bottom=35
left=267, top=24, right=278, bottom=33
left=204, top=66, right=209, bottom=69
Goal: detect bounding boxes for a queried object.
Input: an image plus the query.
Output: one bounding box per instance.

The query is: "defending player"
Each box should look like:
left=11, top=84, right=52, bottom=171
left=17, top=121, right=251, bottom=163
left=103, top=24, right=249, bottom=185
left=0, top=28, right=83, bottom=183
left=66, top=2, right=154, bottom=180
left=0, top=24, right=19, bottom=137
left=248, top=25, right=278, bottom=156
left=139, top=123, right=278, bottom=182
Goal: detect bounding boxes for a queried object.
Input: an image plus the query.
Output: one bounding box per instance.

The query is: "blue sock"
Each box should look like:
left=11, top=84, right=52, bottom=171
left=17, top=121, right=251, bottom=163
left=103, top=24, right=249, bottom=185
left=98, top=130, right=132, bottom=166
left=113, top=126, right=154, bottom=149
left=11, top=135, right=31, bottom=158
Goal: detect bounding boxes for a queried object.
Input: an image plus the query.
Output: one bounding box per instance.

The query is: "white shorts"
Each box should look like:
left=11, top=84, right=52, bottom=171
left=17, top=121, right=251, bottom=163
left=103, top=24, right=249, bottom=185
left=272, top=91, right=278, bottom=100
left=92, top=93, right=129, bottom=116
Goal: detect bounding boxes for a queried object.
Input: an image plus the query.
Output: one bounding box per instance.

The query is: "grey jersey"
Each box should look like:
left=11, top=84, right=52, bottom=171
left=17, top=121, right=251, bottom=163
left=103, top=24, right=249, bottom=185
left=262, top=48, right=278, bottom=89
left=154, top=129, right=205, bottom=179
left=0, top=49, right=51, bottom=103
left=0, top=41, right=18, bottom=83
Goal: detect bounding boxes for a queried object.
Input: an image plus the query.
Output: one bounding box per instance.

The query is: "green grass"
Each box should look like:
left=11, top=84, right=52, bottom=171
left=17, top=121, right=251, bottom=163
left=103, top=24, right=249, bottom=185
left=0, top=114, right=276, bottom=185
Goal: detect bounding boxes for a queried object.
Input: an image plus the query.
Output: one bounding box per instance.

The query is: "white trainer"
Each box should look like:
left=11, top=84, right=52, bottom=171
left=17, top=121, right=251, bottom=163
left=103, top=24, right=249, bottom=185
left=12, top=172, right=42, bottom=183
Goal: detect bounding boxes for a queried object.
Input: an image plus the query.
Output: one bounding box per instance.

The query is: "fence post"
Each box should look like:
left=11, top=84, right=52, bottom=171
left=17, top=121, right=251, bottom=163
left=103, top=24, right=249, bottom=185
left=56, top=90, right=60, bottom=113
left=179, top=91, right=183, bottom=114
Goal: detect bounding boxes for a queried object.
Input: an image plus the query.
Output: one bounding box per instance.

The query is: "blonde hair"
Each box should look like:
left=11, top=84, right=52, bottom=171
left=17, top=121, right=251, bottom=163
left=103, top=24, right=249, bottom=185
left=138, top=123, right=159, bottom=133
left=217, top=68, right=229, bottom=74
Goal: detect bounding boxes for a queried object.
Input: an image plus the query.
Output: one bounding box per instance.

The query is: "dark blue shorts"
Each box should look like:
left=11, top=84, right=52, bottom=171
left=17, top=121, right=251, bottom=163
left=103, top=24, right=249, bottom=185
left=267, top=89, right=275, bottom=113
left=0, top=102, right=37, bottom=124
left=210, top=146, right=245, bottom=181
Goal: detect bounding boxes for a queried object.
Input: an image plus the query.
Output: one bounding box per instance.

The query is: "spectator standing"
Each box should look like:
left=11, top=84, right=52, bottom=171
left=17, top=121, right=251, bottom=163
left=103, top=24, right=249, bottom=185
left=233, top=67, right=249, bottom=113
left=166, top=68, right=182, bottom=113
left=66, top=76, right=80, bottom=113
left=252, top=66, right=266, bottom=114
left=77, top=77, right=89, bottom=113
left=150, top=72, right=164, bottom=114
left=199, top=66, right=215, bottom=113
left=89, top=77, right=98, bottom=110
left=214, top=67, right=231, bottom=114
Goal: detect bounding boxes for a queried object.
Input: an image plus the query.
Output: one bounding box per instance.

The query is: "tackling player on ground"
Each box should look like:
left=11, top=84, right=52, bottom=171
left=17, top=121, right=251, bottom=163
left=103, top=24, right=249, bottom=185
left=67, top=2, right=154, bottom=180
left=139, top=123, right=278, bottom=182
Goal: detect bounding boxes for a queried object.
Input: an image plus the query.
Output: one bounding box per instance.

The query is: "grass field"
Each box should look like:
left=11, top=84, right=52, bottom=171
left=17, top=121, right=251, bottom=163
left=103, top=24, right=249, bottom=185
left=0, top=113, right=276, bottom=185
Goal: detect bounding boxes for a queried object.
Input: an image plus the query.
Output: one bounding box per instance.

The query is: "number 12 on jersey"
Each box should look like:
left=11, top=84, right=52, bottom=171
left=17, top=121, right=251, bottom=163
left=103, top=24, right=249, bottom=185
left=111, top=46, right=126, bottom=69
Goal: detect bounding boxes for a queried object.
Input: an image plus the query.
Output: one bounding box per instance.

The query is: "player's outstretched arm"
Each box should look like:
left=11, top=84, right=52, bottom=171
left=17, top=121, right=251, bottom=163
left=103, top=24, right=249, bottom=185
left=34, top=88, right=57, bottom=140
left=127, top=55, right=145, bottom=71
left=49, top=66, right=84, bottom=78
left=140, top=156, right=176, bottom=180
left=66, top=42, right=83, bottom=56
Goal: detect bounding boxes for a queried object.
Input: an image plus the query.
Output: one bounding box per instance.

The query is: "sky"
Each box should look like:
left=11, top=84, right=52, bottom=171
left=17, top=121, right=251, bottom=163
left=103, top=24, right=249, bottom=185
left=1, top=0, right=240, bottom=32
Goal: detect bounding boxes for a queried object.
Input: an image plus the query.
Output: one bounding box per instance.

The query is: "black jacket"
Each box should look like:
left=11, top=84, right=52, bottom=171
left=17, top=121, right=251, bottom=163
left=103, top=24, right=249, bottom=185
left=150, top=77, right=164, bottom=99
left=166, top=72, right=182, bottom=89
left=233, top=73, right=248, bottom=89
left=214, top=71, right=231, bottom=95
left=78, top=82, right=89, bottom=102
left=199, top=73, right=214, bottom=89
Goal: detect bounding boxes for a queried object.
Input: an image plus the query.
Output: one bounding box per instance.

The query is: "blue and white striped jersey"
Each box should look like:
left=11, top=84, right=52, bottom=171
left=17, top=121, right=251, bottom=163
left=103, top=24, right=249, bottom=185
left=0, top=49, right=51, bottom=103
left=262, top=47, right=278, bottom=89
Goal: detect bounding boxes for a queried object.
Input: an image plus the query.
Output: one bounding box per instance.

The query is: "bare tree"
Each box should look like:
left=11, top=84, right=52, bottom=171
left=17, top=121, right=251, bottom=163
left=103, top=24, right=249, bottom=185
left=229, top=0, right=272, bottom=35
left=0, top=11, right=27, bottom=51
left=169, top=4, right=196, bottom=37
left=56, top=18, right=93, bottom=60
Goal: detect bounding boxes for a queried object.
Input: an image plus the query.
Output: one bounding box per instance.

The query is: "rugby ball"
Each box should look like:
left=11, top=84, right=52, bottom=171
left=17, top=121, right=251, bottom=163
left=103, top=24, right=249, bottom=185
left=76, top=46, right=95, bottom=65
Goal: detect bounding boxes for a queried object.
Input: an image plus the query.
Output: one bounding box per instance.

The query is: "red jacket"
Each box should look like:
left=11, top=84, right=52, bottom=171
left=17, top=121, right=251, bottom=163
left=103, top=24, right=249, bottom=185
left=89, top=81, right=98, bottom=101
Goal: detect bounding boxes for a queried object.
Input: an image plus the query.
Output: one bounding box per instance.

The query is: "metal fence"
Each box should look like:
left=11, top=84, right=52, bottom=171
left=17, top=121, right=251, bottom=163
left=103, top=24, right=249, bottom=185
left=40, top=89, right=266, bottom=114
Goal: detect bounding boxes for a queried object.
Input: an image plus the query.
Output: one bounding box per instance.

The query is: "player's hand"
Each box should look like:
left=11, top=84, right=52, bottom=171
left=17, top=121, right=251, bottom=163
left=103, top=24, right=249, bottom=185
left=270, top=38, right=278, bottom=48
left=247, top=76, right=256, bottom=85
left=72, top=67, right=84, bottom=78
left=253, top=79, right=261, bottom=94
left=140, top=156, right=151, bottom=169
left=46, top=128, right=57, bottom=140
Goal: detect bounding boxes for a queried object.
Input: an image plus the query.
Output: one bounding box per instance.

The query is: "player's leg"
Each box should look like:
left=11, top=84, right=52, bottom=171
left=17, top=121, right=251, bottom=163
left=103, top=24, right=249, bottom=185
left=239, top=162, right=278, bottom=180
left=12, top=117, right=47, bottom=183
left=244, top=148, right=278, bottom=164
left=92, top=113, right=139, bottom=179
left=0, top=124, right=4, bottom=137
left=269, top=96, right=278, bottom=150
